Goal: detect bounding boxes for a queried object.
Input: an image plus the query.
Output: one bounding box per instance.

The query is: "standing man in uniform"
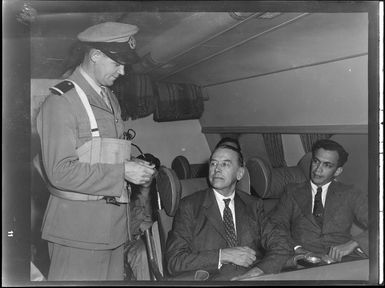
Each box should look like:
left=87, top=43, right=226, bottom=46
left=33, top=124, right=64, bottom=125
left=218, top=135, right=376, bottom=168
left=36, top=22, right=155, bottom=281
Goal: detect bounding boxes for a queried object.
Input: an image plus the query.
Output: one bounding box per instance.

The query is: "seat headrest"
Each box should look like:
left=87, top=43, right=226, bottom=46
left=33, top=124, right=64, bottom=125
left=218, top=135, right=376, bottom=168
left=156, top=167, right=181, bottom=217
left=246, top=154, right=309, bottom=199
left=171, top=155, right=191, bottom=179
left=237, top=166, right=251, bottom=195
left=246, top=156, right=271, bottom=198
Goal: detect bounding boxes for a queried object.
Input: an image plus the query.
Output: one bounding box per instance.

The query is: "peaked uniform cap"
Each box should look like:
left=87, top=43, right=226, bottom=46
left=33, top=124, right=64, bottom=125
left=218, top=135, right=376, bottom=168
left=77, top=22, right=140, bottom=65
left=77, top=22, right=139, bottom=43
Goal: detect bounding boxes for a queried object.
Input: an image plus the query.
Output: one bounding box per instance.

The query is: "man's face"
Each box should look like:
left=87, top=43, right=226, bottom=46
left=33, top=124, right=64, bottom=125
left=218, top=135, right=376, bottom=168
left=311, top=148, right=343, bottom=186
left=93, top=51, right=125, bottom=86
left=208, top=147, right=244, bottom=196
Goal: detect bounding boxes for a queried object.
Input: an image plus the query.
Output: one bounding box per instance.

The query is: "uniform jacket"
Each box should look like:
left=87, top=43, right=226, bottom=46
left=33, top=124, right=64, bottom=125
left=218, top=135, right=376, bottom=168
left=165, top=188, right=292, bottom=279
left=36, top=67, right=129, bottom=250
left=270, top=180, right=368, bottom=255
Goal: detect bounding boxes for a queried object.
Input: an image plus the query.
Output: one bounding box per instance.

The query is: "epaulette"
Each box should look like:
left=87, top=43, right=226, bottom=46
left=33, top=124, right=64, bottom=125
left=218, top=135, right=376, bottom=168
left=49, top=80, right=74, bottom=95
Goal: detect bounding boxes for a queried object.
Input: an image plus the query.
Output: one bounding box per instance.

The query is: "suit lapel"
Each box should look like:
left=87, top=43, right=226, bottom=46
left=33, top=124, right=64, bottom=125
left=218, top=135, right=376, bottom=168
left=202, top=189, right=227, bottom=241
left=293, top=182, right=317, bottom=225
left=234, top=193, right=250, bottom=245
left=323, top=181, right=343, bottom=225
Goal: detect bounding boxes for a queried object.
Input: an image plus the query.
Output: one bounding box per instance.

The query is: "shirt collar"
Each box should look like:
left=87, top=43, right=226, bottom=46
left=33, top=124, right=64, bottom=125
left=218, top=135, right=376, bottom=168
left=213, top=189, right=235, bottom=203
left=310, top=180, right=333, bottom=194
left=79, top=66, right=103, bottom=95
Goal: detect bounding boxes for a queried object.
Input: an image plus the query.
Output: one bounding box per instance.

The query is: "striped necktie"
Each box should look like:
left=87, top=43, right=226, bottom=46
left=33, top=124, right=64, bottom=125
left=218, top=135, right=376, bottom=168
left=313, top=187, right=324, bottom=227
left=223, top=198, right=237, bottom=247
left=100, top=86, right=112, bottom=110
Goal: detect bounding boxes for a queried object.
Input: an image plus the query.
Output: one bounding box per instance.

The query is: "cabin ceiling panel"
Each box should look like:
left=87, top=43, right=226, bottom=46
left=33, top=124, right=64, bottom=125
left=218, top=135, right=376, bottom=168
left=141, top=12, right=306, bottom=80
left=30, top=7, right=368, bottom=83
left=164, top=13, right=368, bottom=86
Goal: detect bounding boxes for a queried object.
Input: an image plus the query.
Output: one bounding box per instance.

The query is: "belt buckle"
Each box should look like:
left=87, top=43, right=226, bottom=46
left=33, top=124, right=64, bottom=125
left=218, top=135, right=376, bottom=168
left=103, top=196, right=120, bottom=206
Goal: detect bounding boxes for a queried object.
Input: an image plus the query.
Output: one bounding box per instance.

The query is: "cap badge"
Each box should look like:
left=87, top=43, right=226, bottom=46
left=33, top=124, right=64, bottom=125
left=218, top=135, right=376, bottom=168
left=128, top=36, right=136, bottom=49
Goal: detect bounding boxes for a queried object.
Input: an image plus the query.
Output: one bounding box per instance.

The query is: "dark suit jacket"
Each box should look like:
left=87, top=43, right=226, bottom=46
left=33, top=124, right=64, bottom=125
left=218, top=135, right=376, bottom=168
left=165, top=188, right=291, bottom=279
left=270, top=180, right=368, bottom=256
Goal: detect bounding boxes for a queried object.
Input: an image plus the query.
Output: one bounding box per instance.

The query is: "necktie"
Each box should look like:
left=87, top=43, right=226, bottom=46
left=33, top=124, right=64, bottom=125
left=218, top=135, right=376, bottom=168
left=100, top=86, right=112, bottom=110
left=223, top=198, right=237, bottom=247
left=313, top=187, right=324, bottom=227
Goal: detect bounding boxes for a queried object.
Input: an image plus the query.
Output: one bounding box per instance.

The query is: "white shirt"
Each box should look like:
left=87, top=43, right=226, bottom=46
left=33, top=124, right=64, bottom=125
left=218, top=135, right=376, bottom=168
left=212, top=189, right=236, bottom=269
left=310, top=181, right=332, bottom=212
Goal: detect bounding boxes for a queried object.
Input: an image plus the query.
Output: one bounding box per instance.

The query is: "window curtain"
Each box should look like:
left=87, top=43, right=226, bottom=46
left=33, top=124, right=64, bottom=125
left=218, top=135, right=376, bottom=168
left=153, top=82, right=204, bottom=122
left=300, top=134, right=333, bottom=153
left=262, top=133, right=287, bottom=168
left=112, top=73, right=155, bottom=121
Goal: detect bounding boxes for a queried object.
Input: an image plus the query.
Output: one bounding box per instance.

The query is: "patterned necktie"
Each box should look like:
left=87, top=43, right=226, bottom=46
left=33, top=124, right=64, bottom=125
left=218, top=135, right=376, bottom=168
left=100, top=86, right=112, bottom=110
left=313, top=187, right=324, bottom=227
left=223, top=198, right=237, bottom=247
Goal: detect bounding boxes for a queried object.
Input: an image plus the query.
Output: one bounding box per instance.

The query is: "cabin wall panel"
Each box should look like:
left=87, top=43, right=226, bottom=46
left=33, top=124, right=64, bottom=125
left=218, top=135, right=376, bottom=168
left=200, top=56, right=368, bottom=127
left=124, top=115, right=211, bottom=168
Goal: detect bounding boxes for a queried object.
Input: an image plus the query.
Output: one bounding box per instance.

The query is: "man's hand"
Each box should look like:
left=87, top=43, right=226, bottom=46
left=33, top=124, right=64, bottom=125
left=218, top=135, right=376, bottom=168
left=220, top=246, right=256, bottom=268
left=124, top=159, right=155, bottom=185
left=231, top=266, right=264, bottom=281
left=291, top=246, right=312, bottom=265
left=294, top=246, right=311, bottom=255
left=139, top=220, right=153, bottom=233
left=328, top=240, right=359, bottom=262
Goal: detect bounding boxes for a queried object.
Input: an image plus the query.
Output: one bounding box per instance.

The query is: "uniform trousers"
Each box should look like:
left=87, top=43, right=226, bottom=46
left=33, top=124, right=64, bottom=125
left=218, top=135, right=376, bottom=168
left=47, top=242, right=124, bottom=281
left=125, top=238, right=150, bottom=280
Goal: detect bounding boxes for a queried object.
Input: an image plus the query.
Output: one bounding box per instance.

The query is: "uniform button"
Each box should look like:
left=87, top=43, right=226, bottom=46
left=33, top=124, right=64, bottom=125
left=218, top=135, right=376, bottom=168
left=115, top=119, right=118, bottom=123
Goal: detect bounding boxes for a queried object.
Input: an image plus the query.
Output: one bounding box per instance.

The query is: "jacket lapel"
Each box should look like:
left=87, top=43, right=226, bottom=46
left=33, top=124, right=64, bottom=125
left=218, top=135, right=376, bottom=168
left=323, top=181, right=343, bottom=225
left=202, top=189, right=227, bottom=241
left=234, top=192, right=251, bottom=245
left=293, top=182, right=317, bottom=225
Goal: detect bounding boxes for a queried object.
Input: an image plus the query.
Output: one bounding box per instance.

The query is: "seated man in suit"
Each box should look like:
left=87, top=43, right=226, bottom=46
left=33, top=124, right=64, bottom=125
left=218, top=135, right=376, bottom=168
left=165, top=144, right=292, bottom=280
left=267, top=139, right=368, bottom=266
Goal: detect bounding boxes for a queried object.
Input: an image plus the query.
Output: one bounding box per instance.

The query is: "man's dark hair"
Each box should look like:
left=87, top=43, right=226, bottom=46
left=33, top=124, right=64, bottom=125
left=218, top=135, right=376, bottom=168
left=211, top=144, right=244, bottom=167
left=215, top=137, right=241, bottom=151
left=312, top=139, right=349, bottom=167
